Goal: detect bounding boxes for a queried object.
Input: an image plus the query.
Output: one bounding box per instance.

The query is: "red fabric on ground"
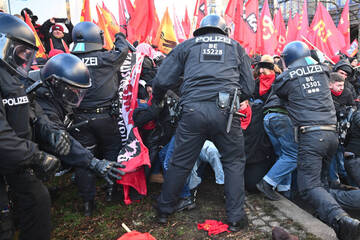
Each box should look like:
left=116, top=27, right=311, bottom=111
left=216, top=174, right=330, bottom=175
left=197, top=220, right=230, bottom=236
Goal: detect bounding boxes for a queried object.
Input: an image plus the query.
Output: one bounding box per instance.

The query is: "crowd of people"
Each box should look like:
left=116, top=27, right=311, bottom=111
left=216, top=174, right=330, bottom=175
left=0, top=7, right=360, bottom=240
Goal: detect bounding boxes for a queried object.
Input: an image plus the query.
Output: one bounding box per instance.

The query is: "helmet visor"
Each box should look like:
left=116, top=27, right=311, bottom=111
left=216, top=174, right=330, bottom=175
left=51, top=79, right=87, bottom=107
left=0, top=36, right=36, bottom=77
left=13, top=44, right=36, bottom=76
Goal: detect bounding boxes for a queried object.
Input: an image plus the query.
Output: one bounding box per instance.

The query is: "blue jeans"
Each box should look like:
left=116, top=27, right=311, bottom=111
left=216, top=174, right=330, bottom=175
left=263, top=112, right=298, bottom=191
left=159, top=136, right=191, bottom=198
left=188, top=140, right=225, bottom=189
left=329, top=145, right=347, bottom=183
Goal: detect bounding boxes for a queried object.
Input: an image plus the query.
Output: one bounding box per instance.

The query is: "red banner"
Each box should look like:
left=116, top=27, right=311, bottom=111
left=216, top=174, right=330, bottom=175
left=258, top=0, right=277, bottom=55
left=338, top=0, right=350, bottom=54
left=273, top=9, right=286, bottom=55
left=307, top=2, right=345, bottom=58
left=117, top=53, right=151, bottom=205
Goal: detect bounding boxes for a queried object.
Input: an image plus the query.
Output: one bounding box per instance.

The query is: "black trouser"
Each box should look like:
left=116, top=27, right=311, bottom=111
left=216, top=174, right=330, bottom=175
left=157, top=101, right=247, bottom=222
left=297, top=130, right=346, bottom=226
left=4, top=172, right=51, bottom=240
left=71, top=112, right=123, bottom=201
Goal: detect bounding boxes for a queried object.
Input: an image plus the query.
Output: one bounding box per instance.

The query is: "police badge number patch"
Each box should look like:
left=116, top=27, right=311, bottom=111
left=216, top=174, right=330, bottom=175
left=200, top=42, right=225, bottom=63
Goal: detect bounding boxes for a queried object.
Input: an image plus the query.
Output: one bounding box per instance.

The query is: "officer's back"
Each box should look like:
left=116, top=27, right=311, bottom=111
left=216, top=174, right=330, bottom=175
left=274, top=55, right=336, bottom=127
left=153, top=16, right=254, bottom=105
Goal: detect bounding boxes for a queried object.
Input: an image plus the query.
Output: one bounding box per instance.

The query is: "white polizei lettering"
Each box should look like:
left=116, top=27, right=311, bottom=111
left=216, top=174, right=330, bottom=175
left=2, top=96, right=29, bottom=106
left=289, top=65, right=323, bottom=78
left=82, top=57, right=98, bottom=66
left=195, top=36, right=231, bottom=44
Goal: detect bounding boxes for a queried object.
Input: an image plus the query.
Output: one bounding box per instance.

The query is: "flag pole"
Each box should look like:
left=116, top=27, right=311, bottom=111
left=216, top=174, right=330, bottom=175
left=66, top=0, right=71, bottom=21
left=301, top=35, right=335, bottom=65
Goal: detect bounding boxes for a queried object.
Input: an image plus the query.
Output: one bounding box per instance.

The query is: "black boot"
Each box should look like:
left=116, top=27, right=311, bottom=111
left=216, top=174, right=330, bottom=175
left=176, top=196, right=196, bottom=212
left=153, top=203, right=169, bottom=224
left=256, top=179, right=281, bottom=201
left=83, top=200, right=95, bottom=217
left=334, top=215, right=360, bottom=240
left=227, top=215, right=249, bottom=232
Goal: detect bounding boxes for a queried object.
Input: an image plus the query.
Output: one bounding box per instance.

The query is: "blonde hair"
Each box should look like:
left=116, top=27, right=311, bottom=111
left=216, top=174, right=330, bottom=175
left=259, top=54, right=282, bottom=74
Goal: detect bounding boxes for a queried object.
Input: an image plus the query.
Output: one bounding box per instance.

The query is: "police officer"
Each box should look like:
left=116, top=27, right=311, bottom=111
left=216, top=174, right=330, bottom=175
left=70, top=22, right=129, bottom=202
left=0, top=13, right=61, bottom=240
left=29, top=53, right=126, bottom=216
left=152, top=15, right=254, bottom=231
left=273, top=41, right=360, bottom=240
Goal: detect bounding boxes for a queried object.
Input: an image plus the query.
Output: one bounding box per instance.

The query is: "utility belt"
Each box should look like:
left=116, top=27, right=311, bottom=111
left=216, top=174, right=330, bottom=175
left=74, top=106, right=112, bottom=114
left=299, top=124, right=337, bottom=134
left=294, top=124, right=337, bottom=143
left=216, top=89, right=245, bottom=133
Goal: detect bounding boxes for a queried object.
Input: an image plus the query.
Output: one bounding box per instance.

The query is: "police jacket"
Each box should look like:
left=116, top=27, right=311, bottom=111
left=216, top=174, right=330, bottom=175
left=152, top=33, right=255, bottom=105
left=345, top=110, right=360, bottom=156
left=28, top=73, right=93, bottom=168
left=263, top=88, right=286, bottom=110
left=73, top=35, right=129, bottom=109
left=273, top=58, right=337, bottom=127
left=0, top=67, right=39, bottom=175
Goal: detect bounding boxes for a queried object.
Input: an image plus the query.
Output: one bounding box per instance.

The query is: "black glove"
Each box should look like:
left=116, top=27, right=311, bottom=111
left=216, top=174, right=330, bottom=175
left=37, top=127, right=71, bottom=156
left=89, top=158, right=125, bottom=186
left=48, top=130, right=71, bottom=156
left=32, top=151, right=61, bottom=181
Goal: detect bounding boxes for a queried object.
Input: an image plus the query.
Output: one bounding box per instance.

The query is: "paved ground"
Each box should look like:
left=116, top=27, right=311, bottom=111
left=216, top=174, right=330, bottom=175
left=51, top=172, right=344, bottom=239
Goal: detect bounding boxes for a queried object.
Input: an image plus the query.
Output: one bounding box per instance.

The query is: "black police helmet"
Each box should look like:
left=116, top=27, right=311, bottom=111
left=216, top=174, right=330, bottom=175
left=193, top=14, right=228, bottom=37
left=281, top=41, right=310, bottom=67
left=71, top=22, right=104, bottom=53
left=41, top=53, right=91, bottom=107
left=0, top=13, right=38, bottom=77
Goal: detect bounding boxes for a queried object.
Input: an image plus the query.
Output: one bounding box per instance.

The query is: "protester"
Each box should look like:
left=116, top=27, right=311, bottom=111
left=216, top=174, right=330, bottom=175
left=20, top=8, right=43, bottom=41
left=152, top=14, right=255, bottom=232
left=41, top=17, right=73, bottom=54
left=256, top=55, right=298, bottom=201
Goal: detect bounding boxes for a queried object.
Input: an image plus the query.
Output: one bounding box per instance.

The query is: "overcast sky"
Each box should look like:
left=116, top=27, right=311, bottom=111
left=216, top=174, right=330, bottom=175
left=8, top=0, right=198, bottom=24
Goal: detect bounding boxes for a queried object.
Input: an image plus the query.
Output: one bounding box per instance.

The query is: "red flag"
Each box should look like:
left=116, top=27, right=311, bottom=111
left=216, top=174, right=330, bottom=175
left=225, top=0, right=238, bottom=20
left=307, top=2, right=345, bottom=58
left=173, top=7, right=186, bottom=43
left=193, top=0, right=207, bottom=29
left=118, top=0, right=134, bottom=32
left=258, top=0, right=277, bottom=55
left=338, top=0, right=350, bottom=54
left=296, top=0, right=309, bottom=40
left=80, top=0, right=91, bottom=22
left=96, top=5, right=114, bottom=50
left=149, top=3, right=160, bottom=43
left=243, top=0, right=259, bottom=55
left=24, top=12, right=47, bottom=59
left=286, top=12, right=298, bottom=43
left=101, top=2, right=121, bottom=39
left=233, top=0, right=246, bottom=45
left=117, top=53, right=151, bottom=204
left=127, top=0, right=158, bottom=43
left=182, top=7, right=191, bottom=39
left=273, top=9, right=287, bottom=55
